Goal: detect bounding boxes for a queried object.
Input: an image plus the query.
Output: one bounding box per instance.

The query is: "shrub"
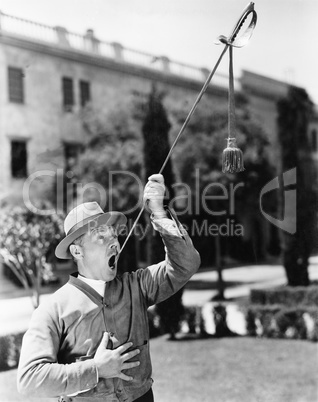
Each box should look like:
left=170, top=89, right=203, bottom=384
left=303, top=286, right=318, bottom=306
left=0, top=333, right=24, bottom=371
left=275, top=309, right=307, bottom=339
left=245, top=305, right=318, bottom=341
left=250, top=286, right=318, bottom=307
left=245, top=305, right=281, bottom=338
left=0, top=206, right=65, bottom=307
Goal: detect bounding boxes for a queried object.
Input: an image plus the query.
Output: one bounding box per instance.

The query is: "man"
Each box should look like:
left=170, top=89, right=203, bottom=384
left=17, top=174, right=200, bottom=402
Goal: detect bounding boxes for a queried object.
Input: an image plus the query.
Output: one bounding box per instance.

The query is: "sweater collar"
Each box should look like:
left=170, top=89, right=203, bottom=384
left=77, top=274, right=106, bottom=297
left=68, top=273, right=104, bottom=305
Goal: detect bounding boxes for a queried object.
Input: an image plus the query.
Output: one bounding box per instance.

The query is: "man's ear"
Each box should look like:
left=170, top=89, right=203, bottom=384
left=69, top=244, right=83, bottom=260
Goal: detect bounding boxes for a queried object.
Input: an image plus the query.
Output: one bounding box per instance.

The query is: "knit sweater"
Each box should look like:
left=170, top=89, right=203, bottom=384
left=17, top=213, right=200, bottom=402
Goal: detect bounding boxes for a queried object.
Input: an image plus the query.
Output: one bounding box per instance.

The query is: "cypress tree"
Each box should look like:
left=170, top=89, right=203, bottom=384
left=142, top=85, right=184, bottom=339
left=277, top=87, right=316, bottom=286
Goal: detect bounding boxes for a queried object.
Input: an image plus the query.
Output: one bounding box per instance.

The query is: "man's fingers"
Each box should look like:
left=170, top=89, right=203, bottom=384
left=144, top=182, right=164, bottom=192
left=116, top=342, right=134, bottom=355
left=144, top=189, right=162, bottom=199
left=122, top=361, right=140, bottom=370
left=144, top=183, right=165, bottom=199
left=118, top=373, right=133, bottom=382
left=148, top=174, right=164, bottom=184
left=99, top=332, right=109, bottom=348
left=146, top=180, right=164, bottom=187
left=122, top=349, right=140, bottom=362
left=145, top=184, right=164, bottom=192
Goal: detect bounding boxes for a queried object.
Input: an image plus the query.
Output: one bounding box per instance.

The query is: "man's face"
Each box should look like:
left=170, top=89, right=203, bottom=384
left=80, top=224, right=120, bottom=282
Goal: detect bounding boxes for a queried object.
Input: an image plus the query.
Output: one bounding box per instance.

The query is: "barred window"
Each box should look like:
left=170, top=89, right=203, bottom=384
left=80, top=80, right=91, bottom=107
left=11, top=140, right=27, bottom=178
left=62, top=77, right=74, bottom=111
left=8, top=67, right=24, bottom=103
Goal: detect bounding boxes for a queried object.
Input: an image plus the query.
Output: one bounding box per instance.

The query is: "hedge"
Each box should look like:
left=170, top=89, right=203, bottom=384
left=244, top=305, right=318, bottom=341
left=250, top=286, right=318, bottom=307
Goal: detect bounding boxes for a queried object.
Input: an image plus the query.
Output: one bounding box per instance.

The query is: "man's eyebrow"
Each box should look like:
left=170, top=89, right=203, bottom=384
left=91, top=225, right=114, bottom=234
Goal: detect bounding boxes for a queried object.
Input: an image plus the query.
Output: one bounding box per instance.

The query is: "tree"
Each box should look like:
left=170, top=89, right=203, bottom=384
left=0, top=206, right=64, bottom=308
left=140, top=85, right=184, bottom=340
left=277, top=87, right=317, bottom=286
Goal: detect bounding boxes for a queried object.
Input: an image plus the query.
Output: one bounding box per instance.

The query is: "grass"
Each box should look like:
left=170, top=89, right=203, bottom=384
left=151, top=336, right=318, bottom=402
left=0, top=336, right=317, bottom=402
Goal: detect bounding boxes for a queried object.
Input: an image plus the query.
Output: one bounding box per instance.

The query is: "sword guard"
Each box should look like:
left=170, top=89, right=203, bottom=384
left=215, top=2, right=257, bottom=48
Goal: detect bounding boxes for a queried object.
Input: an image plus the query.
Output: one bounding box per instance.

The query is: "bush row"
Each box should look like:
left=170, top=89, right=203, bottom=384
left=250, top=286, right=318, bottom=307
left=150, top=303, right=318, bottom=342
left=244, top=305, right=318, bottom=341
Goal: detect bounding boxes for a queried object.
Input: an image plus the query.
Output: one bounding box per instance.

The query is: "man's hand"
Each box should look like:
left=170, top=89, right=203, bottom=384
left=93, top=333, right=140, bottom=381
left=143, top=174, right=166, bottom=218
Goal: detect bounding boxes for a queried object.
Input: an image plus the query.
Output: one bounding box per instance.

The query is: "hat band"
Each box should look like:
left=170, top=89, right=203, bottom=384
left=67, top=213, right=103, bottom=236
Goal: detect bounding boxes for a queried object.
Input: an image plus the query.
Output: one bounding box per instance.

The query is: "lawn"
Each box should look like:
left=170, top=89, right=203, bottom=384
left=151, top=336, right=318, bottom=402
left=0, top=336, right=317, bottom=402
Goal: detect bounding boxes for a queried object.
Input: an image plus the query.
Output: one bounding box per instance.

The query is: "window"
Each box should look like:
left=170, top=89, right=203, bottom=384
left=64, top=142, right=82, bottom=171
left=311, top=129, right=318, bottom=152
left=8, top=67, right=24, bottom=103
left=80, top=80, right=91, bottom=107
left=11, top=140, right=27, bottom=178
left=62, top=77, right=74, bottom=111
left=63, top=142, right=82, bottom=210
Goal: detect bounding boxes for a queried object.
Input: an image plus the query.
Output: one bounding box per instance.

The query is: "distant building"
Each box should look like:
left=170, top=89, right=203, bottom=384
left=0, top=11, right=231, bottom=206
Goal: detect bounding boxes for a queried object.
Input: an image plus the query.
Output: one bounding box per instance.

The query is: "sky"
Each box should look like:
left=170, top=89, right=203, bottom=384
left=1, top=0, right=317, bottom=104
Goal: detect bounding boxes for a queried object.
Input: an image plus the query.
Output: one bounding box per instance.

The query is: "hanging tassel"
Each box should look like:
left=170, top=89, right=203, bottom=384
left=222, top=137, right=244, bottom=173
left=222, top=45, right=244, bottom=173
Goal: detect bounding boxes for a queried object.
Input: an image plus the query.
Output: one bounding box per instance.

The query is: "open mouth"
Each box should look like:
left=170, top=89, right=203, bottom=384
left=108, top=255, right=116, bottom=269
left=108, top=244, right=119, bottom=270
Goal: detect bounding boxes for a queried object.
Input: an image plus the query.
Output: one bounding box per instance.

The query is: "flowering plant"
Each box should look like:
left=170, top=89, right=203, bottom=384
left=0, top=206, right=64, bottom=307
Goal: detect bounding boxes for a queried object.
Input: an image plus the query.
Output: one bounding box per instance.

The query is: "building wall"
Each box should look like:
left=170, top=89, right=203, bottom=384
left=240, top=70, right=290, bottom=170
left=0, top=32, right=230, bottom=205
left=0, top=14, right=315, bottom=213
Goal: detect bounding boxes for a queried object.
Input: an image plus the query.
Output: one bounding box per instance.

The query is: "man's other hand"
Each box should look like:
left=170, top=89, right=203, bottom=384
left=93, top=333, right=140, bottom=381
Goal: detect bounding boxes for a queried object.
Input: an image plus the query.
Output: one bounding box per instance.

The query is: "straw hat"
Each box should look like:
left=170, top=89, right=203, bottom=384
left=55, top=202, right=127, bottom=259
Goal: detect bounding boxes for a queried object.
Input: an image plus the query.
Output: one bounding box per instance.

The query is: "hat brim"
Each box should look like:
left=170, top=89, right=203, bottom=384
left=55, top=212, right=127, bottom=260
